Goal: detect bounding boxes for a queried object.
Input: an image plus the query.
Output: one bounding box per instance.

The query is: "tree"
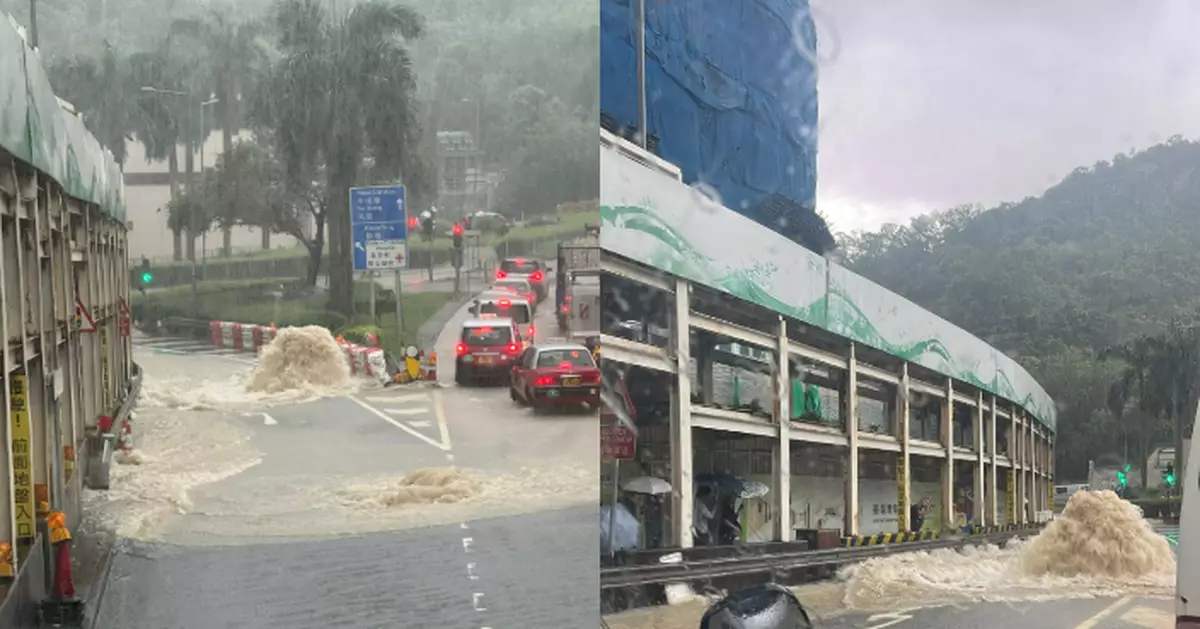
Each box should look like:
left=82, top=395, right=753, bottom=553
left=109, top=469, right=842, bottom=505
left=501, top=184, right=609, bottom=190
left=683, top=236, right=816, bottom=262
left=46, top=43, right=141, bottom=169
left=128, top=49, right=188, bottom=261
left=170, top=9, right=268, bottom=254
left=255, top=0, right=426, bottom=316
left=206, top=140, right=329, bottom=286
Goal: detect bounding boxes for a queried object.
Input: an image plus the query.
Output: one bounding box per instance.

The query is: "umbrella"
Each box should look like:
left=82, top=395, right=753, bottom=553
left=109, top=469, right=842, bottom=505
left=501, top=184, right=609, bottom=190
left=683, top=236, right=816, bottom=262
left=695, top=473, right=771, bottom=499
left=623, top=476, right=673, bottom=495
left=695, top=473, right=746, bottom=496
left=740, top=480, right=770, bottom=500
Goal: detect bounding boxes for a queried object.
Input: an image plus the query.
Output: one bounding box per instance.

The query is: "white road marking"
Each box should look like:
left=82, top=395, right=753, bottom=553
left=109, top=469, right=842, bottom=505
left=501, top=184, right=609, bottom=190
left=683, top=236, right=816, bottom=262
left=407, top=420, right=433, bottom=428
left=472, top=593, right=487, bottom=612
left=384, top=407, right=429, bottom=416
left=433, top=389, right=454, bottom=450
left=462, top=537, right=474, bottom=552
left=348, top=396, right=449, bottom=451
left=864, top=611, right=915, bottom=629
left=1073, top=596, right=1133, bottom=629
left=241, top=412, right=278, bottom=426
left=467, top=562, right=479, bottom=580
left=366, top=393, right=428, bottom=404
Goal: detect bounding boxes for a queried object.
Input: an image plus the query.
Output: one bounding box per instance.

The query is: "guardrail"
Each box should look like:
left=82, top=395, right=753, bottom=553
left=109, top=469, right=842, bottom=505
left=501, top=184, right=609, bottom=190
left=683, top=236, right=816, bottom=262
left=84, top=361, right=143, bottom=491
left=601, top=529, right=1032, bottom=590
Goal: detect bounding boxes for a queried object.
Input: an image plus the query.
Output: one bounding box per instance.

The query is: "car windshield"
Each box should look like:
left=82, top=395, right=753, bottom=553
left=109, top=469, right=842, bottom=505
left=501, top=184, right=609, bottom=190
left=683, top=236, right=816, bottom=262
left=478, top=302, right=531, bottom=324
left=461, top=325, right=512, bottom=346
left=537, top=348, right=595, bottom=368
left=501, top=260, right=540, bottom=274
left=495, top=280, right=531, bottom=292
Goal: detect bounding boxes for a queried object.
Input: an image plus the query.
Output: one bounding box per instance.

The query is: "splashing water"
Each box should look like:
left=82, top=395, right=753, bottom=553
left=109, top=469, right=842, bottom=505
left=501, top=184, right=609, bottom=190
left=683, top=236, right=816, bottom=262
left=842, top=490, right=1175, bottom=610
left=140, top=325, right=364, bottom=412
left=378, top=467, right=483, bottom=506
left=246, top=325, right=355, bottom=394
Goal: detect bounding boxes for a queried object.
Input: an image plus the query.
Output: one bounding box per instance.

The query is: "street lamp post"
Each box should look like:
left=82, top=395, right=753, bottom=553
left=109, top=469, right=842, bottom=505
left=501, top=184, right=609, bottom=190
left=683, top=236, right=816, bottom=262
left=140, top=87, right=218, bottom=305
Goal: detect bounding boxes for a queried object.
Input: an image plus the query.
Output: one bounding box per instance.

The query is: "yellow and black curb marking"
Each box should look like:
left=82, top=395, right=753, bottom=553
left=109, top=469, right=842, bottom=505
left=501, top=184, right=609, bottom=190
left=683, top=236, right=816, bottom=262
left=841, top=522, right=1043, bottom=548
left=971, top=523, right=1041, bottom=534
left=841, top=530, right=938, bottom=547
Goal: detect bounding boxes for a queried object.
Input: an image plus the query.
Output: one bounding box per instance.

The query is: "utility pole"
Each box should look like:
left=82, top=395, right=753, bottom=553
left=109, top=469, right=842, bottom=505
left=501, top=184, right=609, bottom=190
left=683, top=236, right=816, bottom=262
left=28, top=0, right=38, bottom=48
left=635, top=0, right=647, bottom=149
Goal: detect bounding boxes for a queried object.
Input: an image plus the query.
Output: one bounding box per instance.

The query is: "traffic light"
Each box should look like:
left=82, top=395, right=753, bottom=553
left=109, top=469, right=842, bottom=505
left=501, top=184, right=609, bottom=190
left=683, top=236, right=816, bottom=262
left=1165, top=462, right=1176, bottom=488
left=452, top=222, right=464, bottom=248
left=139, top=258, right=152, bottom=294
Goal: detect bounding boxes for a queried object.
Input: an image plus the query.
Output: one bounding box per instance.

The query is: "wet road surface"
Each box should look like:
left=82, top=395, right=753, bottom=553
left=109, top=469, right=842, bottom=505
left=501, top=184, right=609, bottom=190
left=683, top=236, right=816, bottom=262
left=93, top=274, right=596, bottom=628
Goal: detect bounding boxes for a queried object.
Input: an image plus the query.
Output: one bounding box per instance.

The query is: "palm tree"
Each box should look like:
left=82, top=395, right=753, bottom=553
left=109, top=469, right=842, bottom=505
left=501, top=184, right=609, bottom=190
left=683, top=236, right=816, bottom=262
left=256, top=0, right=425, bottom=315
left=171, top=11, right=267, bottom=255
left=128, top=48, right=190, bottom=260
left=46, top=42, right=141, bottom=169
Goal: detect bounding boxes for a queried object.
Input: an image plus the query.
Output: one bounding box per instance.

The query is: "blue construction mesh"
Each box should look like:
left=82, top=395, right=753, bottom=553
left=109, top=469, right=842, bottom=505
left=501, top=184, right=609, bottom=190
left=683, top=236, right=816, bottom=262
left=600, top=0, right=819, bottom=228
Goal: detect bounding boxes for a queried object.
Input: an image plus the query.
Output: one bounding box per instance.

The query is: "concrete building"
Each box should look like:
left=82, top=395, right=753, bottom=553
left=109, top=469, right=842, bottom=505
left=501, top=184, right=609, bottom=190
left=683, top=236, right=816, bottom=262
left=599, top=133, right=1055, bottom=548
left=122, top=132, right=299, bottom=263
left=435, top=131, right=494, bottom=219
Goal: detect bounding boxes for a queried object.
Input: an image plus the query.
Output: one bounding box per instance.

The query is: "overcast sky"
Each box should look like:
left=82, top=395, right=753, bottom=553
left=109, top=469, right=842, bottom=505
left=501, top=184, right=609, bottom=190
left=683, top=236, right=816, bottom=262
left=811, top=0, right=1200, bottom=233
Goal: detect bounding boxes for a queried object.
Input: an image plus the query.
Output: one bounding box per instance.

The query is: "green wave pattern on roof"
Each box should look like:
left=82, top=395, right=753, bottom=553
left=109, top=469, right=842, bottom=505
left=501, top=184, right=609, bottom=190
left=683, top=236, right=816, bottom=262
left=600, top=146, right=1057, bottom=433
left=0, top=16, right=125, bottom=221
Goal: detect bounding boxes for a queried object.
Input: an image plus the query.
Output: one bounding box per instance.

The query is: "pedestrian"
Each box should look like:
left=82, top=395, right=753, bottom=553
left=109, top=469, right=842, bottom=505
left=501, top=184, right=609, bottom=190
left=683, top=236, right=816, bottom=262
left=910, top=497, right=926, bottom=533
left=694, top=486, right=716, bottom=546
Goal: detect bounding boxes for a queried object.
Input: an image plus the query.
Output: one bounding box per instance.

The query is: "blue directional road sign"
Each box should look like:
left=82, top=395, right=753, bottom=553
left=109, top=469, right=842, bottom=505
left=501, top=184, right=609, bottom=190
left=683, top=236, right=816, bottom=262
left=350, top=185, right=408, bottom=272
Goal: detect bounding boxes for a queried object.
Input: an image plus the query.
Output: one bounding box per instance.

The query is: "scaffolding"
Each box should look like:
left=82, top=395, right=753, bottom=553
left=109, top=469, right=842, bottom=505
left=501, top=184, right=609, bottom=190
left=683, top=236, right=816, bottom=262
left=0, top=13, right=134, bottom=606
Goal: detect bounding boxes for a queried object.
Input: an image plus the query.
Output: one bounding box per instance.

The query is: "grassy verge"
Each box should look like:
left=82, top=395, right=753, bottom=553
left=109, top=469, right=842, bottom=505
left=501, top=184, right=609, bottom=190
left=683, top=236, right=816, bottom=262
left=131, top=278, right=452, bottom=354
left=151, top=210, right=600, bottom=268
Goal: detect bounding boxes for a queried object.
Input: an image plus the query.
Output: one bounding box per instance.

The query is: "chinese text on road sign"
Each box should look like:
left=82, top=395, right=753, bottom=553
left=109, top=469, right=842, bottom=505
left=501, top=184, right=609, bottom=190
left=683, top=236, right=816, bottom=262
left=350, top=185, right=408, bottom=272
left=601, top=425, right=636, bottom=460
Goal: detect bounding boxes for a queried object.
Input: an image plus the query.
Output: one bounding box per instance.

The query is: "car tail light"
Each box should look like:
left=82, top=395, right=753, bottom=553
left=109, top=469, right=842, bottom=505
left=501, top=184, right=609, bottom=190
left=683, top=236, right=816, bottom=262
left=535, top=376, right=554, bottom=386
left=506, top=343, right=521, bottom=355
left=455, top=344, right=467, bottom=356
left=527, top=325, right=535, bottom=338
left=561, top=305, right=569, bottom=313
left=585, top=372, right=600, bottom=383
left=499, top=299, right=510, bottom=308
left=495, top=270, right=507, bottom=279
left=530, top=271, right=544, bottom=282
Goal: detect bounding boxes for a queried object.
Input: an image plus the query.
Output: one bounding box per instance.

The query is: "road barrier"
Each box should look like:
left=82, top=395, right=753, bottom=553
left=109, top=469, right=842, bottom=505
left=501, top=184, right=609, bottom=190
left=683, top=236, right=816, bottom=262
left=206, top=320, right=392, bottom=386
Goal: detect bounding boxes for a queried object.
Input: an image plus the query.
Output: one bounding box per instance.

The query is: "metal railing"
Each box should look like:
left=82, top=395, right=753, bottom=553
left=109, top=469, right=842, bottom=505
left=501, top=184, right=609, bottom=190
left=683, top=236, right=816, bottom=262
left=601, top=529, right=1031, bottom=590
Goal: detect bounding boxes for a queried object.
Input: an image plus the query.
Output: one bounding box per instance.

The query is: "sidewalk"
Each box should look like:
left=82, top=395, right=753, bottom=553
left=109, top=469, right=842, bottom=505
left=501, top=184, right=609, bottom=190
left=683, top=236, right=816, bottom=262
left=74, top=520, right=117, bottom=629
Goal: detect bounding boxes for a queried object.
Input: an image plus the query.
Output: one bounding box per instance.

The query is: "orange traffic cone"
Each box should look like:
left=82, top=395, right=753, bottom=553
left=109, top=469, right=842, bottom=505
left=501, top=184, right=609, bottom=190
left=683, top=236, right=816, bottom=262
left=48, top=511, right=74, bottom=599
left=426, top=351, right=438, bottom=380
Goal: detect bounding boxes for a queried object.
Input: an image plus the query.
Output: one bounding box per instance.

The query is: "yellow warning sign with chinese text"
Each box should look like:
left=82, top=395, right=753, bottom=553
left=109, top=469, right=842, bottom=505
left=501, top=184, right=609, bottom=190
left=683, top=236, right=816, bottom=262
left=9, top=375, right=35, bottom=541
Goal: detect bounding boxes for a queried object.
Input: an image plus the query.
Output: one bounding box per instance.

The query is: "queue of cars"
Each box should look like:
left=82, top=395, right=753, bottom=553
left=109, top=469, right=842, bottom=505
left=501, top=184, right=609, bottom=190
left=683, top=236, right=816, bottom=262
left=452, top=256, right=600, bottom=413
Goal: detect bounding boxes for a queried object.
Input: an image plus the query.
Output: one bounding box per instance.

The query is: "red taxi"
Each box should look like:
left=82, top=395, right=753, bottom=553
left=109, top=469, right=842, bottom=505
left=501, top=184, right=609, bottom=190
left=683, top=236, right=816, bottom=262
left=495, top=258, right=547, bottom=303
left=455, top=318, right=527, bottom=385
left=509, top=343, right=600, bottom=411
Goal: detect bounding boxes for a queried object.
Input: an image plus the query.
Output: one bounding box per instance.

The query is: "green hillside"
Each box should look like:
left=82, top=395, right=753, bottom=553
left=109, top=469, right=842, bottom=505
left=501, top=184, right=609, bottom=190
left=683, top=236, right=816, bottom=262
left=840, top=136, right=1200, bottom=480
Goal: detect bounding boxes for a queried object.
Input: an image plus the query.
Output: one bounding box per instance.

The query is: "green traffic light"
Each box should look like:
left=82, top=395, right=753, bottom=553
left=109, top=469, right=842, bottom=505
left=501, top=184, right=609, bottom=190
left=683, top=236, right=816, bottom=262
left=1167, top=474, right=1176, bottom=486
left=142, top=272, right=153, bottom=283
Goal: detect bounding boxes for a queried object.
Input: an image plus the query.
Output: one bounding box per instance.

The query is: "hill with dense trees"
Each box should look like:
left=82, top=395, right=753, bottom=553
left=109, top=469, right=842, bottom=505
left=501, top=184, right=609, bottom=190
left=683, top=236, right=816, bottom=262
left=840, top=136, right=1200, bottom=480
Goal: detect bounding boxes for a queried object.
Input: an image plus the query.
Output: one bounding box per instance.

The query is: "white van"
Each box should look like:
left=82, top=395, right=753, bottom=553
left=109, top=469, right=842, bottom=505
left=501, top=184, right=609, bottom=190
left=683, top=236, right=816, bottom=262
left=1176, top=401, right=1200, bottom=627
left=470, top=296, right=535, bottom=342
